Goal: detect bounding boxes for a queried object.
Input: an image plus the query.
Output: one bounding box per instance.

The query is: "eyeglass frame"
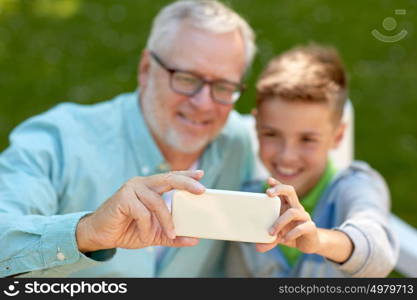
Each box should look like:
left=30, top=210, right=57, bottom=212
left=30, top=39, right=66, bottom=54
left=149, top=51, right=245, bottom=105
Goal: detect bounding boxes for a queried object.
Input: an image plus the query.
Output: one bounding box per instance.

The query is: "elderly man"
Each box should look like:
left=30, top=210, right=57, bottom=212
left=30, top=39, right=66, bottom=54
left=0, top=0, right=256, bottom=277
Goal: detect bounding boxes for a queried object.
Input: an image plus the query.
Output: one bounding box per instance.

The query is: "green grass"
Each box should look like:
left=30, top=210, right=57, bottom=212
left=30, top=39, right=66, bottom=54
left=0, top=0, right=416, bottom=230
left=388, top=270, right=405, bottom=278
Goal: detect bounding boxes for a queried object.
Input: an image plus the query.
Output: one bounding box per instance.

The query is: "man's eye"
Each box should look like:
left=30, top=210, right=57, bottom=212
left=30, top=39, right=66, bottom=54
left=175, top=73, right=199, bottom=85
left=214, top=84, right=233, bottom=93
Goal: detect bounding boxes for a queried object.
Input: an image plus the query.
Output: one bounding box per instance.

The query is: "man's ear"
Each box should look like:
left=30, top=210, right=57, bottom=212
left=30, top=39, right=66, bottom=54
left=138, top=49, right=150, bottom=89
left=252, top=108, right=258, bottom=123
left=252, top=108, right=260, bottom=131
left=332, top=122, right=347, bottom=149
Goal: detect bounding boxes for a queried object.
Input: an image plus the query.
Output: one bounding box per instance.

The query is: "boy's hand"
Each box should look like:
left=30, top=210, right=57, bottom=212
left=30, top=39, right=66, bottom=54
left=255, top=177, right=321, bottom=253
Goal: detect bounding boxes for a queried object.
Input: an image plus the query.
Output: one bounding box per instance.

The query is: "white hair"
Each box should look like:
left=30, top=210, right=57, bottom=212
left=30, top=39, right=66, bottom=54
left=146, top=0, right=256, bottom=70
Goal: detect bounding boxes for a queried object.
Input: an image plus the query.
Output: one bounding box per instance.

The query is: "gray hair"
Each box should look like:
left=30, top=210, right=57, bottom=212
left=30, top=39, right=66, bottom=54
left=146, top=0, right=256, bottom=70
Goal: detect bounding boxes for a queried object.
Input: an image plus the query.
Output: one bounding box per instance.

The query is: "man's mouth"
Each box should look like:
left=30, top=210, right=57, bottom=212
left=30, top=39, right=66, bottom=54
left=177, top=112, right=212, bottom=129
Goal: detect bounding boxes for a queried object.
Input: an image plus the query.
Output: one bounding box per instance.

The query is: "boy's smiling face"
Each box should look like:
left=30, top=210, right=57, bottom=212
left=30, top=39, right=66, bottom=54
left=256, top=99, right=345, bottom=198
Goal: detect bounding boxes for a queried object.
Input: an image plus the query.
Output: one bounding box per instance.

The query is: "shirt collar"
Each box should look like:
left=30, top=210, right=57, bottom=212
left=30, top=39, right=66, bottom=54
left=123, top=90, right=165, bottom=175
left=300, top=159, right=338, bottom=214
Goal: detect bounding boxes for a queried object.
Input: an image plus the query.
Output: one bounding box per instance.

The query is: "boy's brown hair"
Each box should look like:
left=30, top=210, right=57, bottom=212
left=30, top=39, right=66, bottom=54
left=256, top=44, right=348, bottom=122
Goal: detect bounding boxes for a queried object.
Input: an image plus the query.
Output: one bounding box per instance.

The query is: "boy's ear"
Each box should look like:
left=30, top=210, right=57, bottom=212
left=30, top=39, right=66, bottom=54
left=138, top=49, right=151, bottom=89
left=332, top=122, right=347, bottom=149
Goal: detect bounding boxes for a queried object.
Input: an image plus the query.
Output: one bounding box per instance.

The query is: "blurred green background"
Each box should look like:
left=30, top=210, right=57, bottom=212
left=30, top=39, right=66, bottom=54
left=0, top=0, right=416, bottom=253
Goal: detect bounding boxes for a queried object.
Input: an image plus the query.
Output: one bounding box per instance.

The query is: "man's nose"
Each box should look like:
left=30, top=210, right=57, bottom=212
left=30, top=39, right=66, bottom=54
left=189, top=84, right=215, bottom=110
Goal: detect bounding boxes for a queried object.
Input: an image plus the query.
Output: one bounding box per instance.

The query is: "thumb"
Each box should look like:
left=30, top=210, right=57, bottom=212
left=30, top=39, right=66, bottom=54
left=162, top=236, right=200, bottom=247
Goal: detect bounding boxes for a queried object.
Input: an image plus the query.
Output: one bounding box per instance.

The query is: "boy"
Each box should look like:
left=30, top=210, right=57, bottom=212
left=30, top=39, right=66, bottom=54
left=227, top=45, right=398, bottom=277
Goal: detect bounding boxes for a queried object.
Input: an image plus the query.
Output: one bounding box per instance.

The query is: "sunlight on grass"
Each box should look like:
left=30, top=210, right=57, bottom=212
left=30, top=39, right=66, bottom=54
left=0, top=0, right=19, bottom=17
left=32, top=0, right=80, bottom=19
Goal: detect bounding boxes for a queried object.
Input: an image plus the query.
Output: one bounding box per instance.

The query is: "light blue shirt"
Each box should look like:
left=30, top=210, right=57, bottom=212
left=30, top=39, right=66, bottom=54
left=0, top=91, right=254, bottom=277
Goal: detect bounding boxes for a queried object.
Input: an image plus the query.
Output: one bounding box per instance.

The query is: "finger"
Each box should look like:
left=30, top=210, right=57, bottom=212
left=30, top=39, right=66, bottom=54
left=282, top=221, right=315, bottom=243
left=174, top=169, right=205, bottom=180
left=269, top=208, right=310, bottom=236
left=135, top=185, right=176, bottom=239
left=153, top=226, right=199, bottom=247
left=280, top=199, right=290, bottom=216
left=256, top=241, right=279, bottom=253
left=147, top=213, right=162, bottom=244
left=282, top=220, right=299, bottom=235
left=255, top=236, right=280, bottom=253
left=163, top=170, right=205, bottom=181
left=266, top=184, right=303, bottom=209
left=162, top=236, right=200, bottom=247
left=127, top=193, right=153, bottom=244
left=149, top=171, right=206, bottom=195
left=257, top=221, right=301, bottom=252
left=267, top=177, right=280, bottom=186
left=278, top=221, right=303, bottom=246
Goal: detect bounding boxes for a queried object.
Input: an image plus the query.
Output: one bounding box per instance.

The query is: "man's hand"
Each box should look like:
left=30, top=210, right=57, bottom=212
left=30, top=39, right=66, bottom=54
left=76, top=170, right=205, bottom=252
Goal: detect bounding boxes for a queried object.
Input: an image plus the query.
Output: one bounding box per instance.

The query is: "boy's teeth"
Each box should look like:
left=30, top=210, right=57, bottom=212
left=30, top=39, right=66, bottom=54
left=278, top=167, right=298, bottom=176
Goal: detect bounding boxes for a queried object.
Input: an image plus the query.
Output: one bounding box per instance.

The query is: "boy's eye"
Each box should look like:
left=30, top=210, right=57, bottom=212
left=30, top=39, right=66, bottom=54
left=261, top=131, right=276, bottom=137
left=301, top=137, right=317, bottom=143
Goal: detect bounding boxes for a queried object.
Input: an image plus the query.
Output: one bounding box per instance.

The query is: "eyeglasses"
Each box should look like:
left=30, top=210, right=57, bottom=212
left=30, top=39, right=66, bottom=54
left=149, top=51, right=245, bottom=105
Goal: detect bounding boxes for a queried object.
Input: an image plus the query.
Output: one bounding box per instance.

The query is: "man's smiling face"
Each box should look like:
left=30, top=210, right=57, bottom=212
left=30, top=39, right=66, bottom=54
left=139, top=24, right=246, bottom=154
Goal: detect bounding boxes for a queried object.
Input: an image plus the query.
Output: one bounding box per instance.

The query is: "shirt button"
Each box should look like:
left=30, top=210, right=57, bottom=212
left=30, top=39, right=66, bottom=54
left=141, top=166, right=149, bottom=175
left=56, top=252, right=66, bottom=261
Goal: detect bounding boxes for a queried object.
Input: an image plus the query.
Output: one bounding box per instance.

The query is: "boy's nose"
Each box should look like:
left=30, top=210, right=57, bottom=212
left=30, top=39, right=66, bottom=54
left=278, top=143, right=299, bottom=164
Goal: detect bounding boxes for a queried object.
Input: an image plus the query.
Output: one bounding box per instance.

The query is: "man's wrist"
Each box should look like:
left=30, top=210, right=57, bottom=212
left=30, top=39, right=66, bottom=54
left=76, top=214, right=100, bottom=253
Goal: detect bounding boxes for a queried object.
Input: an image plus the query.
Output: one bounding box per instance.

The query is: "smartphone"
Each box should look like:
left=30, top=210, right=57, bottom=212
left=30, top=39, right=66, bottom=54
left=171, top=188, right=280, bottom=243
